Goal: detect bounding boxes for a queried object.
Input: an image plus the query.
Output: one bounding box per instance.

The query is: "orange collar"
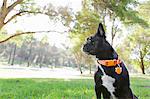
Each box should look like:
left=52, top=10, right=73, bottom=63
left=97, top=59, right=121, bottom=67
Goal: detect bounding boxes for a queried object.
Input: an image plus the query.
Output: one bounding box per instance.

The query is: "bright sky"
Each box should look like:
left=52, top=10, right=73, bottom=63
left=5, top=0, right=82, bottom=48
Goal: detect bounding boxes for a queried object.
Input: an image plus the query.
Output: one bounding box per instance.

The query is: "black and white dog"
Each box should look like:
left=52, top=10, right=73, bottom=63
left=83, top=23, right=137, bottom=99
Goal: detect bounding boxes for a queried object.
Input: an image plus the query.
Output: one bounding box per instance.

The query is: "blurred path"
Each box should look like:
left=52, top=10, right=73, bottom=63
left=0, top=65, right=149, bottom=79
left=0, top=65, right=93, bottom=79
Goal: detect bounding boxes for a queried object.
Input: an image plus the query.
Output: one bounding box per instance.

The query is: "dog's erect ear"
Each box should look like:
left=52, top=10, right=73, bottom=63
left=96, top=23, right=106, bottom=38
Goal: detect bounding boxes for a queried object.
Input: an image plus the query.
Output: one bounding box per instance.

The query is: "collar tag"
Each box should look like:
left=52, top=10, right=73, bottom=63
left=115, top=67, right=122, bottom=74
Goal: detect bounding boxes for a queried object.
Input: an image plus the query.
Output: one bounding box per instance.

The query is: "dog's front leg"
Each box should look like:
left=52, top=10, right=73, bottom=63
left=94, top=68, right=103, bottom=99
left=95, top=85, right=102, bottom=99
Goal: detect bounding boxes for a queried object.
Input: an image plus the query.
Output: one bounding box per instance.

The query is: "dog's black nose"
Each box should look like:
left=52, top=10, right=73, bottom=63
left=83, top=45, right=87, bottom=52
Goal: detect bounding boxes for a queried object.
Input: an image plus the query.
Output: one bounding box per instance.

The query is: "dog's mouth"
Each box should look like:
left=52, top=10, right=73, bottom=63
left=84, top=51, right=90, bottom=55
left=89, top=50, right=96, bottom=55
left=83, top=44, right=96, bottom=55
left=83, top=48, right=96, bottom=55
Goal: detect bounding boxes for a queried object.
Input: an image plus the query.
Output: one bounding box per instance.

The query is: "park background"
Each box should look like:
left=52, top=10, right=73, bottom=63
left=0, top=0, right=149, bottom=98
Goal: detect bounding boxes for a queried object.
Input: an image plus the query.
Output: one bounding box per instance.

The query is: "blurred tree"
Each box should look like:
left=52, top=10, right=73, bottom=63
left=69, top=4, right=100, bottom=73
left=0, top=0, right=67, bottom=43
left=63, top=0, right=148, bottom=47
left=117, top=1, right=150, bottom=74
left=8, top=30, right=24, bottom=65
left=0, top=0, right=39, bottom=30
left=0, top=0, right=39, bottom=43
left=64, top=0, right=148, bottom=47
left=60, top=0, right=149, bottom=74
left=130, top=1, right=150, bottom=74
left=91, top=0, right=148, bottom=25
left=39, top=35, right=49, bottom=68
left=129, top=27, right=150, bottom=74
left=0, top=30, right=8, bottom=56
left=73, top=51, right=84, bottom=74
left=84, top=54, right=94, bottom=74
left=22, top=34, right=34, bottom=67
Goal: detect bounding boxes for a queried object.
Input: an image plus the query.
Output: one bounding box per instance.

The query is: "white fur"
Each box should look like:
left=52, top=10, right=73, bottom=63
left=102, top=75, right=116, bottom=98
left=98, top=65, right=117, bottom=99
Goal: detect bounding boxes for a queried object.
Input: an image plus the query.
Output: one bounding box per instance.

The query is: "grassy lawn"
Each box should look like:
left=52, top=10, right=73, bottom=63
left=0, top=77, right=149, bottom=99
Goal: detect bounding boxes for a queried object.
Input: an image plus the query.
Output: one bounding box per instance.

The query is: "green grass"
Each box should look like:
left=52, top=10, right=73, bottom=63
left=0, top=77, right=149, bottom=99
left=130, top=77, right=150, bottom=99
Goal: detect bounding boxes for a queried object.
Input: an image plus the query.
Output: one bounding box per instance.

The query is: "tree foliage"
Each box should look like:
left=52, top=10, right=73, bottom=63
left=117, top=1, right=150, bottom=74
left=0, top=0, right=69, bottom=43
left=70, top=0, right=148, bottom=50
left=128, top=27, right=149, bottom=74
left=69, top=0, right=149, bottom=73
left=0, top=0, right=38, bottom=30
left=92, top=0, right=148, bottom=26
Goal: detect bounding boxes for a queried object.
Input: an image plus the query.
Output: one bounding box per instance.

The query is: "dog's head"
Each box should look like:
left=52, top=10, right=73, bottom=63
left=83, top=23, right=114, bottom=59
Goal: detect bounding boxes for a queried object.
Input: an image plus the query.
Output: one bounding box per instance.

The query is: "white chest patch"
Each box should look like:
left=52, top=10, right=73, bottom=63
left=102, top=75, right=116, bottom=97
left=98, top=65, right=117, bottom=99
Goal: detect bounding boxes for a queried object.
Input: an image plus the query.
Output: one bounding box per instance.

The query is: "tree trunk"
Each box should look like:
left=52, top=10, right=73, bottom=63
left=39, top=56, right=45, bottom=68
left=89, top=64, right=92, bottom=74
left=0, top=48, right=6, bottom=57
left=33, top=55, right=38, bottom=64
left=140, top=51, right=145, bottom=74
left=54, top=58, right=59, bottom=67
left=111, top=18, right=115, bottom=46
left=11, top=44, right=16, bottom=65
left=74, top=53, right=83, bottom=74
left=62, top=57, right=65, bottom=66
left=27, top=43, right=32, bottom=67
left=111, top=35, right=114, bottom=46
left=78, top=64, right=83, bottom=74
left=8, top=45, right=13, bottom=64
left=0, top=20, right=5, bottom=31
left=68, top=59, right=71, bottom=67
left=140, top=58, right=145, bottom=74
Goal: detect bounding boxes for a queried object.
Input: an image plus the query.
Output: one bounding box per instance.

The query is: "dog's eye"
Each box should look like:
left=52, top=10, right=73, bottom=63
left=87, top=38, right=91, bottom=42
left=87, top=37, right=91, bottom=41
left=87, top=38, right=89, bottom=40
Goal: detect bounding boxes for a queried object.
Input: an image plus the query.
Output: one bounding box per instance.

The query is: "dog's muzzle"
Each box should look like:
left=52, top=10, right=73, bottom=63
left=83, top=45, right=87, bottom=52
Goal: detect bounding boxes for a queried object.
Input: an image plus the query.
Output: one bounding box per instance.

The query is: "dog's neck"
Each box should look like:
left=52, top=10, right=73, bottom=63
left=96, top=48, right=118, bottom=60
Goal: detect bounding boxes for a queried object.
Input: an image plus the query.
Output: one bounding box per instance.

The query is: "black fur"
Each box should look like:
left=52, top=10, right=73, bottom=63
left=83, top=23, right=138, bottom=99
